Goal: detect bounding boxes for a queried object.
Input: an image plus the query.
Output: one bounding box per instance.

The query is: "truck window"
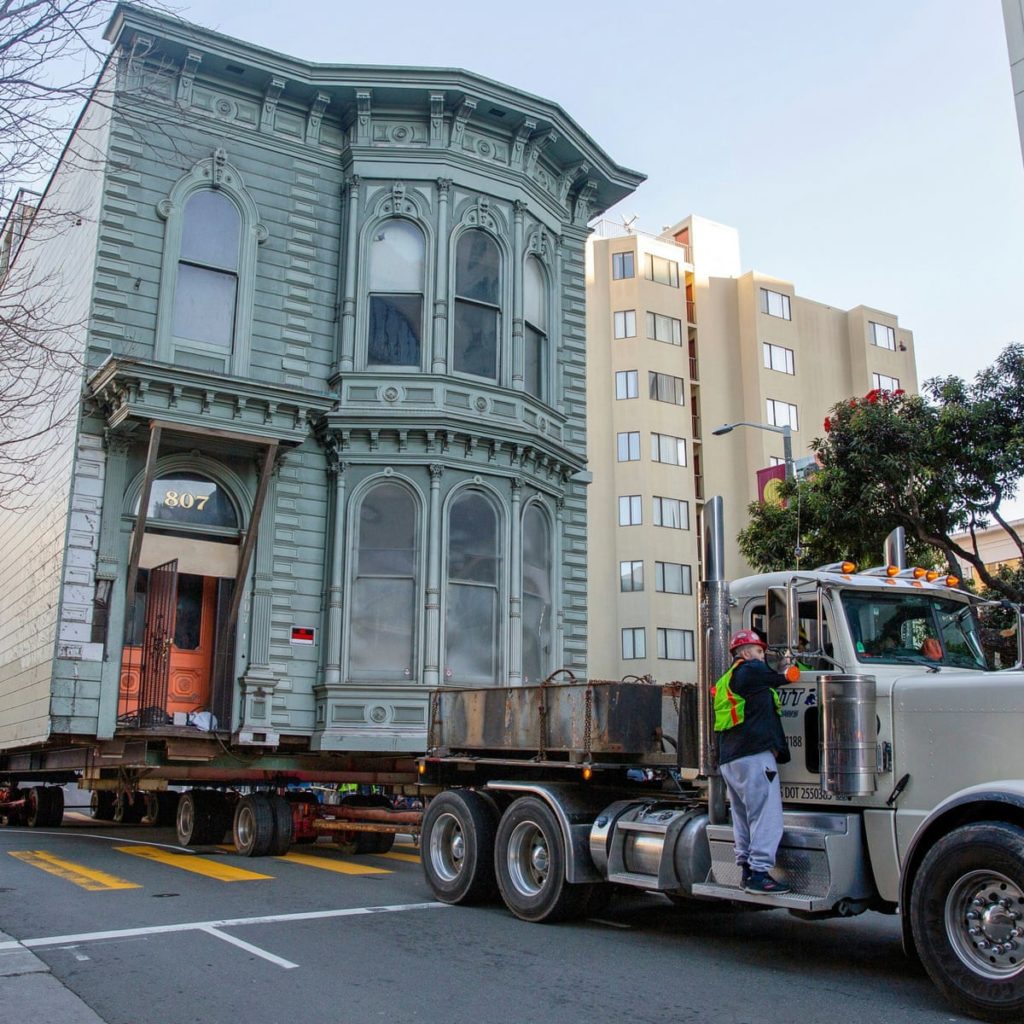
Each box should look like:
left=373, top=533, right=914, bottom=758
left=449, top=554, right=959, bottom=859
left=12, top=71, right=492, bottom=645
left=750, top=600, right=833, bottom=666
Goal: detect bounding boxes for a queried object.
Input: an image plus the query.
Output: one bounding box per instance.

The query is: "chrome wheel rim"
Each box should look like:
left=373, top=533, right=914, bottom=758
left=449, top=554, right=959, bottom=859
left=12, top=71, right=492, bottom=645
left=430, top=812, right=465, bottom=883
left=945, top=869, right=1024, bottom=979
left=179, top=798, right=194, bottom=838
left=506, top=821, right=548, bottom=897
left=236, top=805, right=254, bottom=849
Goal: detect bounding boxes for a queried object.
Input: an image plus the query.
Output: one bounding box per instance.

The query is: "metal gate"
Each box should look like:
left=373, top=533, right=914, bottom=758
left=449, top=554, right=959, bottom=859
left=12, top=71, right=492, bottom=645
left=136, top=559, right=178, bottom=727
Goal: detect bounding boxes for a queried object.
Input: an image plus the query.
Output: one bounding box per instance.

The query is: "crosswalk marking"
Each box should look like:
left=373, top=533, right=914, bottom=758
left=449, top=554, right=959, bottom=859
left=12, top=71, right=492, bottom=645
left=9, top=850, right=141, bottom=891
left=276, top=851, right=390, bottom=875
left=115, top=846, right=272, bottom=882
left=378, top=851, right=420, bottom=864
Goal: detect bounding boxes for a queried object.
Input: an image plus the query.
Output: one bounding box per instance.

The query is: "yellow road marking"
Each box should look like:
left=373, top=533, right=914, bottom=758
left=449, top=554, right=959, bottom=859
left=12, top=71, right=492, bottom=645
left=9, top=850, right=140, bottom=891
left=276, top=851, right=390, bottom=875
left=115, top=846, right=272, bottom=882
left=378, top=851, right=420, bottom=864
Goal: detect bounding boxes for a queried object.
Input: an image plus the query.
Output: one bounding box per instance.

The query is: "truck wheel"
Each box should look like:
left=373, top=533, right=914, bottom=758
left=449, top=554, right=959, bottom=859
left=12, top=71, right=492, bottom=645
left=338, top=795, right=396, bottom=855
left=90, top=790, right=116, bottom=821
left=42, top=787, right=64, bottom=827
left=24, top=787, right=46, bottom=827
left=233, top=794, right=275, bottom=857
left=113, top=791, right=145, bottom=824
left=910, top=821, right=1024, bottom=1022
left=176, top=790, right=223, bottom=846
left=421, top=790, right=498, bottom=905
left=495, top=796, right=590, bottom=923
left=267, top=795, right=294, bottom=856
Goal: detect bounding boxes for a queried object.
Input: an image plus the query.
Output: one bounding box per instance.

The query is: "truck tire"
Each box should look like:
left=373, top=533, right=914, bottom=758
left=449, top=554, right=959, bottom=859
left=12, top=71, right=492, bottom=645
left=24, top=787, right=47, bottom=827
left=177, top=790, right=225, bottom=846
left=910, top=821, right=1024, bottom=1022
left=338, top=795, right=397, bottom=855
left=144, top=791, right=180, bottom=826
left=42, top=786, right=64, bottom=827
left=90, top=790, right=116, bottom=821
left=114, top=791, right=145, bottom=824
left=494, top=796, right=591, bottom=923
left=267, top=795, right=294, bottom=856
left=421, top=790, right=498, bottom=905
left=233, top=794, right=275, bottom=857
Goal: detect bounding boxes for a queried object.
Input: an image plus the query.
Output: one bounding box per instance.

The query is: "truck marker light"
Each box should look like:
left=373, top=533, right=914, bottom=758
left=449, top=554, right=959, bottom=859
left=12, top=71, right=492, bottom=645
left=582, top=766, right=593, bottom=781
left=945, top=575, right=960, bottom=587
left=417, top=762, right=426, bottom=775
left=784, top=665, right=801, bottom=683
left=912, top=567, right=927, bottom=579
left=841, top=561, right=856, bottom=574
left=886, top=565, right=899, bottom=577
left=925, top=570, right=940, bottom=581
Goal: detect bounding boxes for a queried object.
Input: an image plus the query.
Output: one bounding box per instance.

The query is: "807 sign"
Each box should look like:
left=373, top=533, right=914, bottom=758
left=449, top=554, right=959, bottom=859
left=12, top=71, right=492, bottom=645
left=162, top=490, right=210, bottom=511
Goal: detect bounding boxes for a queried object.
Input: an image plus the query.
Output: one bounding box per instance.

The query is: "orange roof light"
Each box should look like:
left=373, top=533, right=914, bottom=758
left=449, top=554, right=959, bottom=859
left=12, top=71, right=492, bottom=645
left=945, top=575, right=960, bottom=588
left=841, top=561, right=856, bottom=574
left=912, top=567, right=927, bottom=579
left=886, top=565, right=900, bottom=577
left=926, top=570, right=940, bottom=582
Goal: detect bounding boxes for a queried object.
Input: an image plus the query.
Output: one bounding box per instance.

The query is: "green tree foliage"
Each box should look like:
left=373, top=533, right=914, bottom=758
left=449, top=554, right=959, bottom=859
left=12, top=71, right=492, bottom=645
left=738, top=344, right=1024, bottom=601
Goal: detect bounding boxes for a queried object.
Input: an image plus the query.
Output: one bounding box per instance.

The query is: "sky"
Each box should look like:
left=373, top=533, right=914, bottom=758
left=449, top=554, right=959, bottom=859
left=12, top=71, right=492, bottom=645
left=167, top=0, right=1024, bottom=389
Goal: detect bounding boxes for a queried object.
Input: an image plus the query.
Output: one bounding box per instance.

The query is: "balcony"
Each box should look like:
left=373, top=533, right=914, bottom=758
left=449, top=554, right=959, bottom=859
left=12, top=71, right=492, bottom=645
left=590, top=218, right=692, bottom=266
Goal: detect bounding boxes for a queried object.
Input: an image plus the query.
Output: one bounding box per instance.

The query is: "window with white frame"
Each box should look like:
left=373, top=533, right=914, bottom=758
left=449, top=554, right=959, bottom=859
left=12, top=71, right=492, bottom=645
left=658, top=627, right=695, bottom=660
left=618, top=495, right=642, bottom=526
left=368, top=218, right=424, bottom=367
left=653, top=496, right=689, bottom=529
left=646, top=311, right=683, bottom=345
left=620, top=560, right=643, bottom=592
left=523, top=256, right=548, bottom=400
left=454, top=229, right=501, bottom=379
left=760, top=288, right=791, bottom=320
left=615, top=370, right=639, bottom=400
left=622, top=627, right=646, bottom=660
left=769, top=456, right=785, bottom=467
left=643, top=253, right=680, bottom=287
left=612, top=251, right=635, bottom=279
left=873, top=372, right=901, bottom=392
left=656, top=561, right=692, bottom=594
left=617, top=431, right=641, bottom=461
left=766, top=399, right=798, bottom=431
left=649, top=371, right=685, bottom=405
left=651, top=432, right=686, bottom=466
left=613, top=309, right=637, bottom=338
left=762, top=342, right=795, bottom=375
left=870, top=321, right=896, bottom=351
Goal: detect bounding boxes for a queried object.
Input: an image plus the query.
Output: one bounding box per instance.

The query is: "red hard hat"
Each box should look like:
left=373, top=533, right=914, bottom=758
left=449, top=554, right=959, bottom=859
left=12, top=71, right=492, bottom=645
left=729, top=629, right=767, bottom=652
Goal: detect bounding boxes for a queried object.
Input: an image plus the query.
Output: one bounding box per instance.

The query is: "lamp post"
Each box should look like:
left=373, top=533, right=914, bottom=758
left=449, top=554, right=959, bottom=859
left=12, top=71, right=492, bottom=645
left=711, top=421, right=795, bottom=482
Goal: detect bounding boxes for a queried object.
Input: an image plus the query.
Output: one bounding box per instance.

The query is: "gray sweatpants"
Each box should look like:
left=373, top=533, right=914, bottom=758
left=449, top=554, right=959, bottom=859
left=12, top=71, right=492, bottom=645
left=720, top=750, right=784, bottom=874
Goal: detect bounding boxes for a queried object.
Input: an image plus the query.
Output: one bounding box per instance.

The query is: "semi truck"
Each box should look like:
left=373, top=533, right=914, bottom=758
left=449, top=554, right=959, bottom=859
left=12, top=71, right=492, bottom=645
left=418, top=496, right=1024, bottom=1023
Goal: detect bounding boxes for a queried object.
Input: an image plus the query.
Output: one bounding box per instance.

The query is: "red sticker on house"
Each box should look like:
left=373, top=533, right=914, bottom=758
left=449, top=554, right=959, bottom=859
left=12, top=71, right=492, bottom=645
left=290, top=627, right=316, bottom=645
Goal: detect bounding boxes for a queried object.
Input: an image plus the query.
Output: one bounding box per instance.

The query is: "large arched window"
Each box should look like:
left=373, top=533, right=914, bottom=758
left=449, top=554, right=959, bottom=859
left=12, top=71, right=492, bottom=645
left=523, top=256, right=548, bottom=400
left=521, top=505, right=552, bottom=684
left=445, top=490, right=500, bottom=683
left=171, top=190, right=240, bottom=351
left=453, top=229, right=501, bottom=380
left=367, top=219, right=425, bottom=367
left=350, top=482, right=419, bottom=679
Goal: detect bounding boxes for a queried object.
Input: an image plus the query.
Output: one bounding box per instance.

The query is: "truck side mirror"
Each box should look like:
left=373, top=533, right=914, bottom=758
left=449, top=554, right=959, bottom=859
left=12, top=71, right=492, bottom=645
left=766, top=585, right=799, bottom=650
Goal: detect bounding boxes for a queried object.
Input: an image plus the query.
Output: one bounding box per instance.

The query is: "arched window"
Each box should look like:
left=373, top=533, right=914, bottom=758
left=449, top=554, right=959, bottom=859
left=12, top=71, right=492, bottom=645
left=523, top=257, right=547, bottom=400
left=522, top=505, right=552, bottom=684
left=171, top=190, right=240, bottom=351
left=368, top=219, right=425, bottom=367
left=453, top=229, right=500, bottom=380
left=445, top=491, right=500, bottom=683
left=350, top=482, right=419, bottom=679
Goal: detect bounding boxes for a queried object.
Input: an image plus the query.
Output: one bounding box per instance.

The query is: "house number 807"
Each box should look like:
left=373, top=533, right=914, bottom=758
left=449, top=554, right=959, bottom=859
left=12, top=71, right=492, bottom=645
left=163, top=490, right=209, bottom=511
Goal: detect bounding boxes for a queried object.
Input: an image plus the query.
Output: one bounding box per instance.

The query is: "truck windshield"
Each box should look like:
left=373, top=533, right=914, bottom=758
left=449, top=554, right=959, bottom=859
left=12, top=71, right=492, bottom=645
left=841, top=591, right=988, bottom=671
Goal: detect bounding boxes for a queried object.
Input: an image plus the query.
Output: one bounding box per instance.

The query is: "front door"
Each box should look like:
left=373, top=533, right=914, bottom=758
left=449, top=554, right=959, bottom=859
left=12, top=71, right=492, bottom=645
left=136, top=559, right=178, bottom=727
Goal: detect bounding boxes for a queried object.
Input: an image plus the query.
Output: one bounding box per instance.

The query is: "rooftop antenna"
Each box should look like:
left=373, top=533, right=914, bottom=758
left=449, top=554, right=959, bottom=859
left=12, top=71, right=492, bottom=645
left=621, top=213, right=638, bottom=233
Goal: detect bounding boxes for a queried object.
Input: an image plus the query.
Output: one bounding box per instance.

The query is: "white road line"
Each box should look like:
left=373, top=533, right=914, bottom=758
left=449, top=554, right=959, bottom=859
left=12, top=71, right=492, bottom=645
left=198, top=926, right=299, bottom=969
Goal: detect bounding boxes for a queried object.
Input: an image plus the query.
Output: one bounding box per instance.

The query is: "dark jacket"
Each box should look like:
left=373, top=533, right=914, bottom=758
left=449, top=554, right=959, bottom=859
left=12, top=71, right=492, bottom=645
left=717, top=658, right=791, bottom=766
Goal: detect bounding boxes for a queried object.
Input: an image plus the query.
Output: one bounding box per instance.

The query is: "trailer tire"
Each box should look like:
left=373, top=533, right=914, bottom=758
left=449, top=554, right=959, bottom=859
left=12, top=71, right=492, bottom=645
left=42, top=786, right=64, bottom=827
left=339, top=795, right=397, bottom=855
left=495, top=796, right=590, bottom=923
left=421, top=790, right=498, bottom=905
left=149, top=791, right=180, bottom=826
left=90, top=790, right=116, bottom=821
left=24, top=787, right=46, bottom=827
left=268, top=795, right=294, bottom=856
left=114, top=791, right=145, bottom=824
left=177, top=790, right=224, bottom=846
left=233, top=794, right=275, bottom=857
left=910, top=821, right=1024, bottom=1023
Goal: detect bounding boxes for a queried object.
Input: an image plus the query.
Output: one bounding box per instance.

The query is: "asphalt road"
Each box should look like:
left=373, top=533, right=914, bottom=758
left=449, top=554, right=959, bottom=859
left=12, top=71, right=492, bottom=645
left=0, top=811, right=970, bottom=1024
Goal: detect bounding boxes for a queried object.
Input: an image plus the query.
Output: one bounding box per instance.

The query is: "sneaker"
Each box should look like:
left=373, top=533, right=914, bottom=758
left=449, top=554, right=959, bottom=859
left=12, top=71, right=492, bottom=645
left=745, top=872, right=791, bottom=894
left=738, top=862, right=751, bottom=888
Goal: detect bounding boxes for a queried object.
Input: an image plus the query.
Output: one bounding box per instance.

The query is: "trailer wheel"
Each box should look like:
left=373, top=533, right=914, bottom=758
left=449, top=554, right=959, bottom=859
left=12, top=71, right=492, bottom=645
left=421, top=790, right=498, bottom=905
left=233, top=794, right=275, bottom=857
left=495, top=796, right=590, bottom=923
left=267, top=795, right=294, bottom=856
left=177, top=790, right=224, bottom=846
left=147, top=791, right=180, bottom=826
left=338, top=795, right=397, bottom=855
left=910, top=821, right=1024, bottom=1022
left=90, top=790, right=116, bottom=821
left=24, top=787, right=46, bottom=827
left=42, top=786, right=64, bottom=827
left=113, top=791, right=145, bottom=824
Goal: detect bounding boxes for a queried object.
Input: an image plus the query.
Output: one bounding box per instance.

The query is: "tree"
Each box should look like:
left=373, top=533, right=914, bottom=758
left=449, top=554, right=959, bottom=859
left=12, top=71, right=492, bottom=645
left=738, top=344, right=1024, bottom=602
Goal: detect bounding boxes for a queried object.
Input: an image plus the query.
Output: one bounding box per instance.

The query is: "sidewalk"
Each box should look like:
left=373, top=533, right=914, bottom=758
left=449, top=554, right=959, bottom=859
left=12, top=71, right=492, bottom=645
left=0, top=928, right=106, bottom=1024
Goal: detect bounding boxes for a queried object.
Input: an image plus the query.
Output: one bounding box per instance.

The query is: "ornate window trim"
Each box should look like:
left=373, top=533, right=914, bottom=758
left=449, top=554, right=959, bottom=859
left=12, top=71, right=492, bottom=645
left=155, top=150, right=267, bottom=376
left=520, top=496, right=555, bottom=685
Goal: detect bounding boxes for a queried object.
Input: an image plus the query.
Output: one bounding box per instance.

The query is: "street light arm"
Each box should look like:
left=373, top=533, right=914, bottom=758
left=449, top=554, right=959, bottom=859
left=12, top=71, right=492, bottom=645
left=711, top=420, right=795, bottom=482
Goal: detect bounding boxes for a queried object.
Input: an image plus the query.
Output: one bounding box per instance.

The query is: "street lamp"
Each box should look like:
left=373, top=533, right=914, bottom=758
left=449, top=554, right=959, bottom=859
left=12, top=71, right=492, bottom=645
left=711, top=421, right=795, bottom=482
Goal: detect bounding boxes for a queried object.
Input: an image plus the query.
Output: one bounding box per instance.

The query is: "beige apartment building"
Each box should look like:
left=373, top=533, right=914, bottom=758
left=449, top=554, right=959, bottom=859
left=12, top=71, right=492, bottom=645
left=585, top=215, right=918, bottom=680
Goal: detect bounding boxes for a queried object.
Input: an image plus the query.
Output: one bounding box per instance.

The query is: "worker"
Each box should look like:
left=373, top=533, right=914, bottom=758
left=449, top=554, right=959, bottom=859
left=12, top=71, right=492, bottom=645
left=713, top=629, right=793, bottom=894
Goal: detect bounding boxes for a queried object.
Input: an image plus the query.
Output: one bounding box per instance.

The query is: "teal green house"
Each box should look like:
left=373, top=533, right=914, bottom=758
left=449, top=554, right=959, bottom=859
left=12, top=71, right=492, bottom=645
left=0, top=4, right=642, bottom=768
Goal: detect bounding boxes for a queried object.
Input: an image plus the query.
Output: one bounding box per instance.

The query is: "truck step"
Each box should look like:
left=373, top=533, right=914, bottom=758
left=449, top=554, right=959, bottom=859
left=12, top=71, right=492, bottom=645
left=606, top=870, right=663, bottom=890
left=691, top=881, right=821, bottom=911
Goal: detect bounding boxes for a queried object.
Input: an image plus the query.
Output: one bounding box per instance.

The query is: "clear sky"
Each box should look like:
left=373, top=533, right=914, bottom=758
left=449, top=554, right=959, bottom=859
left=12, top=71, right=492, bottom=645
left=172, top=0, right=1024, bottom=390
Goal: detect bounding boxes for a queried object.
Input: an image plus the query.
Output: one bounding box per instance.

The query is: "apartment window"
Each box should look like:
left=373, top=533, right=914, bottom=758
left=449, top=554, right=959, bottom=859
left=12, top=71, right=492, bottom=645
left=873, top=372, right=901, bottom=392
left=658, top=627, right=695, bottom=661
left=523, top=256, right=548, bottom=400
left=766, top=399, right=799, bottom=431
left=622, top=627, right=646, bottom=660
left=653, top=496, right=689, bottom=530
left=618, top=495, right=642, bottom=526
left=769, top=456, right=785, bottom=467
left=612, top=251, right=635, bottom=279
left=454, top=229, right=501, bottom=379
left=656, top=561, right=692, bottom=594
left=368, top=218, right=425, bottom=367
left=617, top=431, right=641, bottom=461
left=649, top=371, right=685, bottom=405
left=620, top=560, right=644, bottom=592
left=762, top=342, right=795, bottom=375
left=643, top=253, right=680, bottom=287
left=646, top=311, right=683, bottom=345
left=871, top=321, right=896, bottom=351
left=651, top=432, right=686, bottom=466
left=760, top=288, right=791, bottom=320
left=615, top=370, right=639, bottom=400
left=613, top=309, right=637, bottom=338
